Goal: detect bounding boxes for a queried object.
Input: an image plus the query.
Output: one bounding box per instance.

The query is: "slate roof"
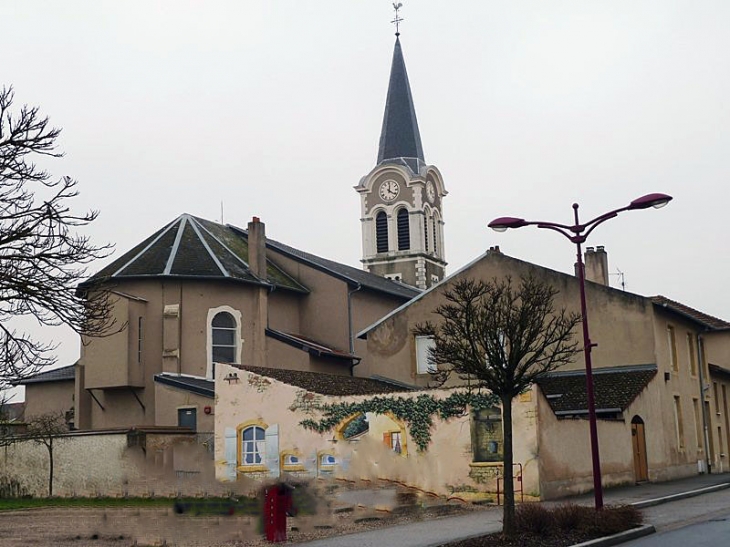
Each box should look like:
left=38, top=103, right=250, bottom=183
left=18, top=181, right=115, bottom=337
left=15, top=364, right=76, bottom=385
left=83, top=215, right=307, bottom=293
left=237, top=365, right=413, bottom=396
left=377, top=36, right=425, bottom=165
left=651, top=296, right=730, bottom=330
left=265, top=329, right=358, bottom=363
left=154, top=373, right=214, bottom=398
left=230, top=226, right=420, bottom=300
left=536, top=364, right=657, bottom=416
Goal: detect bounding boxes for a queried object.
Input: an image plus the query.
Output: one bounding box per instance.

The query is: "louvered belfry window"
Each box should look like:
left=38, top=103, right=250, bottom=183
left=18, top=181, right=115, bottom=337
left=424, top=214, right=430, bottom=253
left=432, top=215, right=438, bottom=256
left=397, top=208, right=410, bottom=251
left=376, top=211, right=389, bottom=253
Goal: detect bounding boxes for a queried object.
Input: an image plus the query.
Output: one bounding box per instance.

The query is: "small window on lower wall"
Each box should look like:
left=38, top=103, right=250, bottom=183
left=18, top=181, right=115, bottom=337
left=280, top=451, right=305, bottom=472
left=472, top=407, right=503, bottom=462
left=318, top=451, right=336, bottom=474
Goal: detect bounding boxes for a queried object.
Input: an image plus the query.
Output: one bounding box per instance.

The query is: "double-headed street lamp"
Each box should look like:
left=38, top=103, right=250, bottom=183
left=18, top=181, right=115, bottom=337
left=488, top=193, right=672, bottom=510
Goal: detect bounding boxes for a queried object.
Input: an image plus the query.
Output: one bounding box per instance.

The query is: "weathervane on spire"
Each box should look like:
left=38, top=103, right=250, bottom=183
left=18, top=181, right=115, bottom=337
left=391, top=3, right=403, bottom=36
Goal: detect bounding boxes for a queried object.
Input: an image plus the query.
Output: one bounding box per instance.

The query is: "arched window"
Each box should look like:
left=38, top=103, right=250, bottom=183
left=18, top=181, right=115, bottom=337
left=432, top=213, right=439, bottom=257
left=239, top=425, right=266, bottom=466
left=423, top=212, right=430, bottom=253
left=212, top=311, right=237, bottom=364
left=397, top=208, right=410, bottom=251
left=376, top=211, right=388, bottom=253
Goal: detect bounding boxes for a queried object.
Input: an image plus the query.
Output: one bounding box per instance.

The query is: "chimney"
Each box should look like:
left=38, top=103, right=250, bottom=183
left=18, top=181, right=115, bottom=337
left=583, top=245, right=609, bottom=286
left=248, top=216, right=267, bottom=280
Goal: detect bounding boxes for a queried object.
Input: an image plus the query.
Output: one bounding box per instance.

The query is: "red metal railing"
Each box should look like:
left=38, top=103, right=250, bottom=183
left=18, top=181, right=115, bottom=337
left=496, top=462, right=523, bottom=505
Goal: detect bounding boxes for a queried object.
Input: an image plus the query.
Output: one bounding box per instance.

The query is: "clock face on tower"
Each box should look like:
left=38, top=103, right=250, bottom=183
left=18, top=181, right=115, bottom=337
left=426, top=181, right=435, bottom=203
left=379, top=179, right=400, bottom=202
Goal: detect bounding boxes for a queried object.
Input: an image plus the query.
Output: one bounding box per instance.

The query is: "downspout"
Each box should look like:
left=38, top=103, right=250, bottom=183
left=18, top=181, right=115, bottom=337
left=697, top=333, right=712, bottom=473
left=347, top=283, right=362, bottom=376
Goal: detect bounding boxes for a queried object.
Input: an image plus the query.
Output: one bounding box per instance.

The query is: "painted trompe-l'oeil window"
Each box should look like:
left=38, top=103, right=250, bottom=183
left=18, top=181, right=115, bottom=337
left=472, top=407, right=503, bottom=463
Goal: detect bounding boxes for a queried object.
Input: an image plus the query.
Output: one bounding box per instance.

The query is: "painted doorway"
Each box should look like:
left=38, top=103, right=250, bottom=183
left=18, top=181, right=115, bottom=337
left=178, top=408, right=197, bottom=431
left=631, top=416, right=648, bottom=482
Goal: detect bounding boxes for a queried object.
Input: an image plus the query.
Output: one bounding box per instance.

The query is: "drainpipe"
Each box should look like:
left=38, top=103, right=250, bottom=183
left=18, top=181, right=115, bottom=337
left=347, top=283, right=362, bottom=376
left=697, top=333, right=712, bottom=474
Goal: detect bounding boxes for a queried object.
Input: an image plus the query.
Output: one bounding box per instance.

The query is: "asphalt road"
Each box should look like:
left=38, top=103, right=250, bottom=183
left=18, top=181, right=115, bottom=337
left=624, top=488, right=730, bottom=546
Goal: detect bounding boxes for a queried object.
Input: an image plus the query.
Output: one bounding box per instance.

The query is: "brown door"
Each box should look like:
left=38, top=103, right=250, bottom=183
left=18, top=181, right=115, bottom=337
left=631, top=416, right=648, bottom=482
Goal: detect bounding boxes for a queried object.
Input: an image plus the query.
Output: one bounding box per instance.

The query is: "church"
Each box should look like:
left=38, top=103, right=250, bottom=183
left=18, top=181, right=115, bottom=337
left=15, top=23, right=730, bottom=502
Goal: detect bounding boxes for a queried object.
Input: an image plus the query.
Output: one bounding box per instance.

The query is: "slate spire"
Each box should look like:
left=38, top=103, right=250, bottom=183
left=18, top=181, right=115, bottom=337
left=377, top=36, right=425, bottom=164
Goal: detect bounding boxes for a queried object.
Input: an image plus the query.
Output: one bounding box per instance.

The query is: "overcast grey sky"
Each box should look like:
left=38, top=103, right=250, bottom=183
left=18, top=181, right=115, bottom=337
left=3, top=1, right=730, bottom=375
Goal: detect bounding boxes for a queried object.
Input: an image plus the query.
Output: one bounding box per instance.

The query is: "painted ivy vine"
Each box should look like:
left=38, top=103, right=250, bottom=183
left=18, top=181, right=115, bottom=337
left=299, top=391, right=498, bottom=452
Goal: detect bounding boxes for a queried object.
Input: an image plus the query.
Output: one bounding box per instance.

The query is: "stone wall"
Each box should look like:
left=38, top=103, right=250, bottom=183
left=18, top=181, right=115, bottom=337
left=0, top=430, right=218, bottom=497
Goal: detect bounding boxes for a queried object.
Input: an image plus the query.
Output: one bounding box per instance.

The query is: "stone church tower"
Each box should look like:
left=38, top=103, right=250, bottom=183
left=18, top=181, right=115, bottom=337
left=355, top=35, right=447, bottom=290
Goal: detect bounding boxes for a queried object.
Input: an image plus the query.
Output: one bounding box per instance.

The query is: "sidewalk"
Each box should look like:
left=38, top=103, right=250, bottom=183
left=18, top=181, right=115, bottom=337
left=289, top=472, right=730, bottom=547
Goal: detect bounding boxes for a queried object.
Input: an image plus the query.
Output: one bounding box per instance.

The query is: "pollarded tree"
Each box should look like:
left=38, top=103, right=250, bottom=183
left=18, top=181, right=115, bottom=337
left=414, top=275, right=580, bottom=536
left=0, top=86, right=116, bottom=382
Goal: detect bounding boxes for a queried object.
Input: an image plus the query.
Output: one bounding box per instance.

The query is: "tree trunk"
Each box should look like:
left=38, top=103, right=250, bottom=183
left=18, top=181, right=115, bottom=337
left=501, top=394, right=515, bottom=536
left=47, top=439, right=53, bottom=497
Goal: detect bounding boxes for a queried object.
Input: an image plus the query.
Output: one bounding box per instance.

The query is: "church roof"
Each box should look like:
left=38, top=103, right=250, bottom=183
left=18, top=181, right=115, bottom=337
left=230, top=226, right=420, bottom=300
left=84, top=215, right=307, bottom=293
left=377, top=37, right=425, bottom=165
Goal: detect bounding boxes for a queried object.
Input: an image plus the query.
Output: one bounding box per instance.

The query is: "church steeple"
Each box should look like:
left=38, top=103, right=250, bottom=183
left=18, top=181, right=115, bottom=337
left=377, top=37, right=425, bottom=165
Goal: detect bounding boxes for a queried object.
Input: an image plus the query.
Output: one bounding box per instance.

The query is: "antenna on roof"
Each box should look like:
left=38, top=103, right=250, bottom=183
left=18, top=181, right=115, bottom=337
left=610, top=268, right=626, bottom=291
left=220, top=201, right=224, bottom=224
left=391, top=2, right=403, bottom=36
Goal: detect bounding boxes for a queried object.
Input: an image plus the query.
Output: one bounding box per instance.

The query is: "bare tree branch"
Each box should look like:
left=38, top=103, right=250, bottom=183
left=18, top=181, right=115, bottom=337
left=0, top=86, right=118, bottom=382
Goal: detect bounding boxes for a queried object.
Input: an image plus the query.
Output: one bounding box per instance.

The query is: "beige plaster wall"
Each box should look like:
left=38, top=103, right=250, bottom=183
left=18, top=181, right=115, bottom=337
left=24, top=381, right=74, bottom=421
left=154, top=383, right=215, bottom=432
left=214, top=364, right=540, bottom=498
left=364, top=252, right=657, bottom=388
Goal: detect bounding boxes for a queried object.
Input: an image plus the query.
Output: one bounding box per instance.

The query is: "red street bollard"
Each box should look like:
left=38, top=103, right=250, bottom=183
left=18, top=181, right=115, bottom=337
left=264, top=484, right=294, bottom=543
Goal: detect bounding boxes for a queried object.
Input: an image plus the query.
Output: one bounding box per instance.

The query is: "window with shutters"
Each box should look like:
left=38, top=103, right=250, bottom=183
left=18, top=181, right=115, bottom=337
left=235, top=419, right=269, bottom=473
left=376, top=211, right=388, bottom=253
left=397, top=208, right=410, bottom=250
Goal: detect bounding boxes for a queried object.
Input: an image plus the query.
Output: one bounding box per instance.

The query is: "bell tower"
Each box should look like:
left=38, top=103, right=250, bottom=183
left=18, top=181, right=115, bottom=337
left=355, top=20, right=446, bottom=290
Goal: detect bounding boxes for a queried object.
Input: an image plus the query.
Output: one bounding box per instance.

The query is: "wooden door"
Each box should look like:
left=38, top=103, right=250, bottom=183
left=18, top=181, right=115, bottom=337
left=631, top=416, right=648, bottom=482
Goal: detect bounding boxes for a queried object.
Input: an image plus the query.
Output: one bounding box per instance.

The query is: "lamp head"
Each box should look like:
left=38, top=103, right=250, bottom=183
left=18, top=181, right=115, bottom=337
left=627, top=193, right=673, bottom=210
left=488, top=217, right=528, bottom=232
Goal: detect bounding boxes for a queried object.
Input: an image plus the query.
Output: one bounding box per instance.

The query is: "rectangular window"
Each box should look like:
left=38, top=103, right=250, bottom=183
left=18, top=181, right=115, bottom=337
left=714, top=383, right=720, bottom=413
left=693, top=398, right=702, bottom=451
left=415, top=336, right=436, bottom=374
left=472, top=408, right=503, bottom=462
left=674, top=396, right=684, bottom=449
left=137, top=316, right=143, bottom=364
left=687, top=333, right=697, bottom=376
left=668, top=326, right=678, bottom=372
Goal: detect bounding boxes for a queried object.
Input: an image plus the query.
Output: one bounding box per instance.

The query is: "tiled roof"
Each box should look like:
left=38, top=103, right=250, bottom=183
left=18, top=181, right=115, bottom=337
left=230, top=226, right=420, bottom=301
left=15, top=364, right=76, bottom=385
left=265, top=329, right=358, bottom=363
left=537, top=365, right=657, bottom=416
left=154, top=374, right=214, bottom=398
left=651, top=296, right=730, bottom=330
left=237, top=365, right=413, bottom=396
left=83, top=215, right=307, bottom=293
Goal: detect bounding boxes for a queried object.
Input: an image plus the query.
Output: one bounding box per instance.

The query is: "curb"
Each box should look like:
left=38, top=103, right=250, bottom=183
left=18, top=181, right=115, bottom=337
left=571, top=524, right=655, bottom=547
left=630, top=482, right=730, bottom=509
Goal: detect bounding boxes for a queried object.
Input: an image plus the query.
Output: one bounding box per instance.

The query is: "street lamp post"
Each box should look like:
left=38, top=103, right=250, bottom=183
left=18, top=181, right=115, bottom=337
left=488, top=193, right=672, bottom=510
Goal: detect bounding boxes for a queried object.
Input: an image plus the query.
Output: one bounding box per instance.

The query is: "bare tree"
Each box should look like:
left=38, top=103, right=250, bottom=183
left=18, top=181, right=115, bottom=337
left=25, top=412, right=68, bottom=496
left=0, top=85, right=116, bottom=382
left=414, top=275, right=580, bottom=536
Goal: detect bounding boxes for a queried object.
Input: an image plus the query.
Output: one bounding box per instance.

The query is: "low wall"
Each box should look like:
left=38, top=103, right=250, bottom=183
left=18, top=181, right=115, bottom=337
left=0, top=430, right=218, bottom=497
